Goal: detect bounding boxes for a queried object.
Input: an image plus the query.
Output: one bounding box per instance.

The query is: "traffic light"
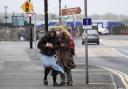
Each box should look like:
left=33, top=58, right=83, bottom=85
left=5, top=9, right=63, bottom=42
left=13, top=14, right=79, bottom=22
left=25, top=2, right=29, bottom=12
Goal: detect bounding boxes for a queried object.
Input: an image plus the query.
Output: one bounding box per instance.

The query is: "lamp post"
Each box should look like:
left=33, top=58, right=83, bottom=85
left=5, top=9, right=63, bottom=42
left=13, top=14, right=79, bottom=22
left=84, top=0, right=89, bottom=84
left=44, top=0, right=48, bottom=33
left=4, top=6, right=8, bottom=28
left=59, top=0, right=62, bottom=25
left=29, top=0, right=33, bottom=49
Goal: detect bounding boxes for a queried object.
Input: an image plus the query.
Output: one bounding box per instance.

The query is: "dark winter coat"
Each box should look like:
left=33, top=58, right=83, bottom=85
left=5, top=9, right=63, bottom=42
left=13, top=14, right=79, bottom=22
left=37, top=32, right=59, bottom=56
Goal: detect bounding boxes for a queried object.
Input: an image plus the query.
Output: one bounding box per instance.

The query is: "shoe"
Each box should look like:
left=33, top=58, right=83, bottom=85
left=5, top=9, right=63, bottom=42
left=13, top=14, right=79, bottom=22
left=67, top=83, right=72, bottom=86
left=67, top=82, right=72, bottom=86
left=43, top=80, right=48, bottom=85
left=53, top=82, right=59, bottom=86
left=59, top=82, right=66, bottom=86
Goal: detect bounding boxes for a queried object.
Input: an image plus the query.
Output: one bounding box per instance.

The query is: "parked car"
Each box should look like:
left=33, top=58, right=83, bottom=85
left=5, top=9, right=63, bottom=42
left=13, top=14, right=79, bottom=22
left=98, top=28, right=109, bottom=35
left=82, top=29, right=99, bottom=45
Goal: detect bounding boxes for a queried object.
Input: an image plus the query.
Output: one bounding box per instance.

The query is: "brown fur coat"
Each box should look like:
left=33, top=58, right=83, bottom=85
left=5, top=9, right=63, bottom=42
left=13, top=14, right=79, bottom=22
left=56, top=31, right=76, bottom=69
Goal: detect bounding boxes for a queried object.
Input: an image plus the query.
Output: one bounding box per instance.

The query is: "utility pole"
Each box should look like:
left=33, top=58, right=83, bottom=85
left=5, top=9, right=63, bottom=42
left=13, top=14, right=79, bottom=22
left=59, top=0, right=62, bottom=25
left=29, top=0, right=33, bottom=49
left=44, top=0, right=48, bottom=33
left=84, top=0, right=89, bottom=84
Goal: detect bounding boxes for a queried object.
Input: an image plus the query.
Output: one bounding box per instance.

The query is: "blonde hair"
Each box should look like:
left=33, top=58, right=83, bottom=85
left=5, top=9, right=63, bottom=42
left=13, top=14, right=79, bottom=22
left=56, top=26, right=71, bottom=36
left=48, top=25, right=71, bottom=37
left=49, top=27, right=57, bottom=31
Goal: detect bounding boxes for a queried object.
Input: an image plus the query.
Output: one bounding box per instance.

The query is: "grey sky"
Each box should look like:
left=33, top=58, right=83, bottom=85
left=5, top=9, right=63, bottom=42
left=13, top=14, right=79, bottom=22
left=0, top=0, right=128, bottom=15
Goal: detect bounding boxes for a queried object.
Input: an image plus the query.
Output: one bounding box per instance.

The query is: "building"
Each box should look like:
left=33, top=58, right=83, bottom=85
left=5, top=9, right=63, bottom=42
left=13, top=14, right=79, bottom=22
left=93, top=20, right=124, bottom=29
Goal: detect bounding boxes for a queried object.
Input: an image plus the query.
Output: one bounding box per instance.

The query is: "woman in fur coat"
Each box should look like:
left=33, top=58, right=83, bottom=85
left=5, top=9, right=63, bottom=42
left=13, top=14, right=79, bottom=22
left=56, top=30, right=76, bottom=86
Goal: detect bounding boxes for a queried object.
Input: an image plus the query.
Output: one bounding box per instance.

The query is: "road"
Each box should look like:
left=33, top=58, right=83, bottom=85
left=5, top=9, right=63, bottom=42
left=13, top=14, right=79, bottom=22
left=75, top=35, right=128, bottom=74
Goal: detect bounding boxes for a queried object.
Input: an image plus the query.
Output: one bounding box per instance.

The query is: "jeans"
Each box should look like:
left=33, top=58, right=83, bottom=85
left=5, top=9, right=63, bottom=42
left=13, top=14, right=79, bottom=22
left=61, top=68, right=73, bottom=84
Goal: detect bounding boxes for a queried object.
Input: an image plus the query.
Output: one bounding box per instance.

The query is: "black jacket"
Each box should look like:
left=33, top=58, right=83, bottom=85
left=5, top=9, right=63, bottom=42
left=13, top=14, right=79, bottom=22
left=37, top=34, right=59, bottom=56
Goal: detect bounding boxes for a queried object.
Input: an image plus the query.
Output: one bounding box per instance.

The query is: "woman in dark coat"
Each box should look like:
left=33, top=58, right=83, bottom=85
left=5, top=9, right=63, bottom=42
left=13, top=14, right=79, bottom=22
left=37, top=29, right=64, bottom=86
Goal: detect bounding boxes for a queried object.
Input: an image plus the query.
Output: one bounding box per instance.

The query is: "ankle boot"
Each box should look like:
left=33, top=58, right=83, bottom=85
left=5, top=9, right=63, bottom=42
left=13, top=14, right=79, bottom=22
left=43, top=79, right=48, bottom=85
left=53, top=82, right=59, bottom=86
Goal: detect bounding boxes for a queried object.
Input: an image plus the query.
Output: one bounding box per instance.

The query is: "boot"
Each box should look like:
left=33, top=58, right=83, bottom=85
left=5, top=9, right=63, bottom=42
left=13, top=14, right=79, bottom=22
left=52, top=70, right=59, bottom=86
left=43, top=80, right=48, bottom=85
left=43, top=67, right=50, bottom=85
left=53, top=82, right=59, bottom=86
left=67, top=81, right=72, bottom=86
left=59, top=73, right=66, bottom=86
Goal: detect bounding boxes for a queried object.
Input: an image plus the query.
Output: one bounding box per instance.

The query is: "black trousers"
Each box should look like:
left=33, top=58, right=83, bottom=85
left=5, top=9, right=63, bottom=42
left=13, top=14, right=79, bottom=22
left=43, top=67, right=58, bottom=83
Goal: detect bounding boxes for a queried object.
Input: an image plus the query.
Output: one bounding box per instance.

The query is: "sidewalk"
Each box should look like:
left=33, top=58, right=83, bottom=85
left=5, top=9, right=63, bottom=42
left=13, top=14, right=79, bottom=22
left=27, top=48, right=125, bottom=89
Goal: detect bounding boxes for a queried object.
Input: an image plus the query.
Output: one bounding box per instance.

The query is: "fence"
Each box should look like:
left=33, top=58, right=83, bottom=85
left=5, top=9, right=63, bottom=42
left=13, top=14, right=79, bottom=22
left=0, top=27, right=30, bottom=41
left=110, top=26, right=128, bottom=35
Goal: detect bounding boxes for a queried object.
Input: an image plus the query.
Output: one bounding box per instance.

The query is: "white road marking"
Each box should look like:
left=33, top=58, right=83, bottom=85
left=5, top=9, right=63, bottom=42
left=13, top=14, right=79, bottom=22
left=100, top=39, right=128, bottom=59
left=112, top=48, right=128, bottom=59
left=100, top=39, right=108, bottom=47
left=99, top=66, right=128, bottom=89
left=115, top=48, right=128, bottom=53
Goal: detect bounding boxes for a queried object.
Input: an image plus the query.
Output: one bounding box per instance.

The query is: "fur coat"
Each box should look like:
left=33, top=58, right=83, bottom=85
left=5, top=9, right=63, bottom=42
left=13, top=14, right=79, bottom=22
left=56, top=31, right=76, bottom=69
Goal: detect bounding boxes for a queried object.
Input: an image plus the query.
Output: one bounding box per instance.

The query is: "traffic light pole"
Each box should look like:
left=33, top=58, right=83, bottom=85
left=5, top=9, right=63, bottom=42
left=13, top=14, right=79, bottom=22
left=84, top=0, right=89, bottom=84
left=44, top=0, right=48, bottom=33
left=29, top=0, right=33, bottom=49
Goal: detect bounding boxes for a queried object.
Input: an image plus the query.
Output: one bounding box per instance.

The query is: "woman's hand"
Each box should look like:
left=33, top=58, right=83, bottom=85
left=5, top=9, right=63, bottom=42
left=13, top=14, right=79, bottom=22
left=46, top=43, right=54, bottom=48
left=61, top=43, right=64, bottom=47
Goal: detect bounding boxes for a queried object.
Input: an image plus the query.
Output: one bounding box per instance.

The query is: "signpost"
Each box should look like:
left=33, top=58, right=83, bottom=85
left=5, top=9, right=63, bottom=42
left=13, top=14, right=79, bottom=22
left=83, top=17, right=92, bottom=84
left=62, top=7, right=81, bottom=16
left=21, top=0, right=33, bottom=49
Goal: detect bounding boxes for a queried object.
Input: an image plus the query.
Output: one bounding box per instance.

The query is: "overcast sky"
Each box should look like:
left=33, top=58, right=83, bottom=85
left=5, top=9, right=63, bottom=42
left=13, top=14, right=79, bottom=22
left=0, top=0, right=128, bottom=15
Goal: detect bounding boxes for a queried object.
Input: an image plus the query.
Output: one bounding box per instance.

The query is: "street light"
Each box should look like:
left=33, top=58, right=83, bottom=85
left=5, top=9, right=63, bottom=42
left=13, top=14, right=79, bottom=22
left=4, top=6, right=8, bottom=28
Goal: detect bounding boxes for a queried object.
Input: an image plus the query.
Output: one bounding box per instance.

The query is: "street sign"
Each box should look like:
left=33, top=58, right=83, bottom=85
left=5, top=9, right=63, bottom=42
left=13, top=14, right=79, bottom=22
left=21, top=0, right=33, bottom=14
left=83, top=18, right=92, bottom=25
left=62, top=7, right=81, bottom=16
left=83, top=18, right=92, bottom=29
left=12, top=16, right=24, bottom=27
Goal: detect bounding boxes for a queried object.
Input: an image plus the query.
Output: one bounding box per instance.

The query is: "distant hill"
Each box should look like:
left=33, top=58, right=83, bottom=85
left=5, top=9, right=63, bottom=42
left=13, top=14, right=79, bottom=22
left=91, top=13, right=128, bottom=21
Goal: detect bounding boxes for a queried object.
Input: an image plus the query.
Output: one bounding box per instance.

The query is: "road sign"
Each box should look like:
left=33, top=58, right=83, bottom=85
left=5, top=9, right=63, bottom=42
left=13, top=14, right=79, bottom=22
left=12, top=16, right=24, bottom=27
left=83, top=18, right=92, bottom=29
left=62, top=7, right=81, bottom=16
left=21, top=0, right=33, bottom=14
left=83, top=18, right=92, bottom=25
